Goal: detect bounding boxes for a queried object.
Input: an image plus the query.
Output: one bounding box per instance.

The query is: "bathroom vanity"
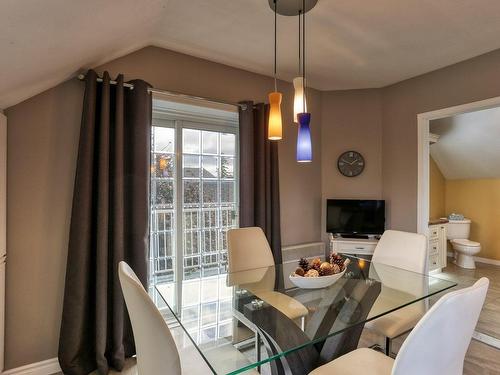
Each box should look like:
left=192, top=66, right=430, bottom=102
left=428, top=219, right=448, bottom=272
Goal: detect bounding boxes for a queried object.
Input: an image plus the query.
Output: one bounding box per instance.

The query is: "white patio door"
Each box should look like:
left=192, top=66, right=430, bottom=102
left=149, top=96, right=239, bottom=340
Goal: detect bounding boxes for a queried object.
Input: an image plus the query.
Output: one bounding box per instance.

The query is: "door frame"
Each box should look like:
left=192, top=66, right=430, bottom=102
left=416, top=96, right=500, bottom=236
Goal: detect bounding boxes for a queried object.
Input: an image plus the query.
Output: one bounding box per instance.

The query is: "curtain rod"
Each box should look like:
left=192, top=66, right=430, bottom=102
left=77, top=74, right=245, bottom=109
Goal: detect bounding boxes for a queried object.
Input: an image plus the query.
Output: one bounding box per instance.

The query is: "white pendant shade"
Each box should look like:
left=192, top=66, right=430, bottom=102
left=293, top=77, right=307, bottom=123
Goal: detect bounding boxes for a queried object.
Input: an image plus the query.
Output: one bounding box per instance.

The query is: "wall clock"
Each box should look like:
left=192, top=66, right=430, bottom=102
left=337, top=151, right=365, bottom=177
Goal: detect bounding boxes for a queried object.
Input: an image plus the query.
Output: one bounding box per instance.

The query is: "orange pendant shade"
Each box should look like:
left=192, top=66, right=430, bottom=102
left=268, top=91, right=283, bottom=140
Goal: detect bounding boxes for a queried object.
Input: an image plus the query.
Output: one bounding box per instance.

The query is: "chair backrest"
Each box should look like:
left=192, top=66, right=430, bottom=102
left=118, top=262, right=181, bottom=375
left=392, top=277, right=489, bottom=375
left=372, top=230, right=427, bottom=274
left=227, top=227, right=275, bottom=273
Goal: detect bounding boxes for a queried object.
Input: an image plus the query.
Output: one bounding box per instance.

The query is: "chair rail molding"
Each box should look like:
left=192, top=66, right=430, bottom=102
left=2, top=358, right=61, bottom=375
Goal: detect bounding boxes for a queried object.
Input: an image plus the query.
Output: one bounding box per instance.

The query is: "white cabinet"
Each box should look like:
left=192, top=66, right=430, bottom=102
left=330, top=236, right=378, bottom=256
left=428, top=223, right=447, bottom=272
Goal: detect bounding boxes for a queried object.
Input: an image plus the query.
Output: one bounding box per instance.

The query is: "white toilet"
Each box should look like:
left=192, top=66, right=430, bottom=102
left=446, top=219, right=481, bottom=269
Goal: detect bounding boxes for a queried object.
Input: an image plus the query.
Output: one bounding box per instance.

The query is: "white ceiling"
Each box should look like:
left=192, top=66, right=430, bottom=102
left=3, top=0, right=500, bottom=109
left=430, top=106, right=500, bottom=180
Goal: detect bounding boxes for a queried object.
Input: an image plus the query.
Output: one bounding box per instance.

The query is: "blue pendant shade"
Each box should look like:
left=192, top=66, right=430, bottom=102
left=296, top=112, right=312, bottom=162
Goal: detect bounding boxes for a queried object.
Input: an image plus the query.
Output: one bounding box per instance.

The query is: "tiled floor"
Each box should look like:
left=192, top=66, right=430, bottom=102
left=438, top=259, right=500, bottom=341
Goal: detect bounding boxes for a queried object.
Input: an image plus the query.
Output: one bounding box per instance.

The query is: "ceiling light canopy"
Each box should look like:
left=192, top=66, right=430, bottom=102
left=267, top=0, right=318, bottom=16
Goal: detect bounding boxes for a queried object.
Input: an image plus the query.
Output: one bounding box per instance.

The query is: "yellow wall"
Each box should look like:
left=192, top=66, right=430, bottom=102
left=429, top=157, right=446, bottom=219
left=446, top=179, right=500, bottom=261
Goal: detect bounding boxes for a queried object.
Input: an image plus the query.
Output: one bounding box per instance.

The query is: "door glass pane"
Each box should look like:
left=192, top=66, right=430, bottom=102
left=221, top=133, right=235, bottom=155
left=150, top=98, right=238, bottom=347
left=183, top=128, right=238, bottom=279
left=202, top=181, right=217, bottom=204
left=202, top=131, right=219, bottom=155
left=154, top=127, right=175, bottom=153
left=183, top=129, right=200, bottom=153
left=221, top=181, right=235, bottom=203
left=202, top=156, right=219, bottom=178
left=184, top=181, right=200, bottom=204
left=220, top=157, right=234, bottom=178
left=183, top=155, right=200, bottom=178
left=150, top=126, right=176, bottom=287
left=155, top=180, right=174, bottom=205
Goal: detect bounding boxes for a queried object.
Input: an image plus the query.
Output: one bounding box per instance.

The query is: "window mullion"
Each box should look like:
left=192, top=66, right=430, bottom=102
left=174, top=120, right=184, bottom=314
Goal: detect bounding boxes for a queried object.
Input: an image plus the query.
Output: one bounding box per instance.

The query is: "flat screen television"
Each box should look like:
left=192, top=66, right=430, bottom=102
left=326, top=199, right=385, bottom=236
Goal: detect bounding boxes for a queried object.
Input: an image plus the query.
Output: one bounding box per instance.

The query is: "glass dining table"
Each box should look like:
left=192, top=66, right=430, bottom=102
left=155, top=255, right=457, bottom=375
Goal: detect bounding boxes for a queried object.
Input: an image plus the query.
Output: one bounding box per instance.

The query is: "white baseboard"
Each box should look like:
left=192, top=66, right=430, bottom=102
left=2, top=358, right=61, bottom=375
left=473, top=331, right=500, bottom=349
left=474, top=256, right=500, bottom=267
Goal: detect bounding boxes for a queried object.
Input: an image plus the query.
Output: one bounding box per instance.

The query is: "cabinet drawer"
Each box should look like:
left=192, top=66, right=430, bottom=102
left=428, top=239, right=439, bottom=256
left=336, top=242, right=376, bottom=255
left=429, top=226, right=439, bottom=240
left=429, top=254, right=440, bottom=269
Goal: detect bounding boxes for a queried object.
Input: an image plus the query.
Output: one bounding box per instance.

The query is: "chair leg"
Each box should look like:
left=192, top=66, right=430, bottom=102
left=385, top=337, right=392, bottom=356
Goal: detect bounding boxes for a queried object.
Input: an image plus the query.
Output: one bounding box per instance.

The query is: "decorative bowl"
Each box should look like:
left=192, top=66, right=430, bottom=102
left=289, top=268, right=347, bottom=289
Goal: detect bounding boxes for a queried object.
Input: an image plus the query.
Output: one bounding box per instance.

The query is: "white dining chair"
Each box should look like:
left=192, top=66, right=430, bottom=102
left=119, top=261, right=182, bottom=375
left=119, top=262, right=260, bottom=375
left=227, top=227, right=308, bottom=321
left=310, top=277, right=489, bottom=375
left=365, top=230, right=427, bottom=355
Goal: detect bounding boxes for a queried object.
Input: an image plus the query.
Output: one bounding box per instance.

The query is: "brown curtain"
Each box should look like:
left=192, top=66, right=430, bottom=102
left=59, top=70, right=152, bottom=374
left=239, top=101, right=282, bottom=264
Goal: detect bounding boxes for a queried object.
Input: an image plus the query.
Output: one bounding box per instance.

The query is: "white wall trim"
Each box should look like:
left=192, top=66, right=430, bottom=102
left=417, top=96, right=500, bottom=236
left=2, top=358, right=60, bottom=375
left=474, top=256, right=500, bottom=267
left=473, top=331, right=500, bottom=349
left=282, top=242, right=325, bottom=251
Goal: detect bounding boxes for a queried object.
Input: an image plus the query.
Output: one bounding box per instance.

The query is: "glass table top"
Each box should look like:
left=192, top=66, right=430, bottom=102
left=155, top=256, right=457, bottom=375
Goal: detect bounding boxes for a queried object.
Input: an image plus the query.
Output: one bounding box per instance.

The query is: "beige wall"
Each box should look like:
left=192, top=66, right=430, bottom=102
left=320, top=90, right=383, bottom=240
left=429, top=157, right=445, bottom=219
left=381, top=48, right=500, bottom=230
left=4, top=46, right=323, bottom=369
left=446, top=179, right=500, bottom=261
left=4, top=79, right=83, bottom=369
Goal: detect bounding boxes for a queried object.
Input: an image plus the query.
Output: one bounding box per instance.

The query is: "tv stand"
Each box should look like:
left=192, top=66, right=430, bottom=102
left=329, top=234, right=379, bottom=256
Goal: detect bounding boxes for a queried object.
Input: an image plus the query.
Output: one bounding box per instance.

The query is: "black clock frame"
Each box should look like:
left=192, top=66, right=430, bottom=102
left=337, top=150, right=365, bottom=177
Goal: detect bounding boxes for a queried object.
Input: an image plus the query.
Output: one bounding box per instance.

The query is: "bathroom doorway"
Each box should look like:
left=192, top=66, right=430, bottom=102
left=418, top=98, right=500, bottom=266
left=417, top=96, right=500, bottom=243
left=417, top=99, right=500, bottom=350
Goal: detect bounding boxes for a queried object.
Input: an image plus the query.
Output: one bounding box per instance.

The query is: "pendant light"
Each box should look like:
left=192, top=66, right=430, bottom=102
left=268, top=0, right=283, bottom=140
left=296, top=0, right=312, bottom=162
left=293, top=10, right=306, bottom=123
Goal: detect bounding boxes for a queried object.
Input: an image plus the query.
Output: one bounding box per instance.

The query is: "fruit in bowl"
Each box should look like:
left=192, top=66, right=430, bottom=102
left=289, top=253, right=350, bottom=289
left=305, top=269, right=320, bottom=277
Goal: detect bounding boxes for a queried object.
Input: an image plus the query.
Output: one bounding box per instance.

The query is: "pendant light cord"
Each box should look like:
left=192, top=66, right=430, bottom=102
left=274, top=0, right=278, bottom=92
left=302, top=0, right=306, bottom=110
left=298, top=10, right=302, bottom=75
